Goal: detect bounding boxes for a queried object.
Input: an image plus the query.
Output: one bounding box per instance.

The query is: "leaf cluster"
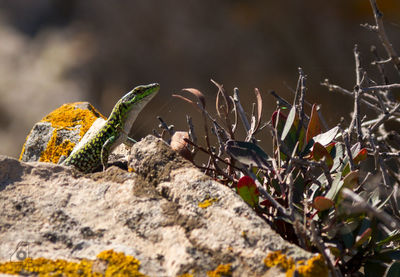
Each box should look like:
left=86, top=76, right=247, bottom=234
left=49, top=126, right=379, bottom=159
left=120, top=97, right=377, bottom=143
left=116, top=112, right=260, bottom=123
left=154, top=1, right=400, bottom=276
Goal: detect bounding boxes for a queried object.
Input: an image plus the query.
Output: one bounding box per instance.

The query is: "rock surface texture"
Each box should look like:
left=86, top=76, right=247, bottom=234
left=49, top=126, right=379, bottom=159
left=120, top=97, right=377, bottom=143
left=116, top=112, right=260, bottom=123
left=0, top=136, right=315, bottom=276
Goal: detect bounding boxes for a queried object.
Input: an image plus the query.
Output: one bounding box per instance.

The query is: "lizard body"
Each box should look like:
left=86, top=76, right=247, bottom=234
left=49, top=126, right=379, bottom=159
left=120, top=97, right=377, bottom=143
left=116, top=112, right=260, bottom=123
left=62, top=83, right=159, bottom=173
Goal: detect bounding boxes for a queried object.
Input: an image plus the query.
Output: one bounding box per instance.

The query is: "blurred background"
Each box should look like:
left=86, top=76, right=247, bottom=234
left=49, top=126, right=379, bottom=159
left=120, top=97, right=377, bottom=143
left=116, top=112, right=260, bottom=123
left=0, top=0, right=399, bottom=158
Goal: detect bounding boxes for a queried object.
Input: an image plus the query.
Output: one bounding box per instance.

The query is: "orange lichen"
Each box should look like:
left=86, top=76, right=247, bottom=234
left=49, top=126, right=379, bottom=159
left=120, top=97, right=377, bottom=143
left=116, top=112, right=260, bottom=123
left=264, top=251, right=328, bottom=277
left=39, top=131, right=76, bottom=163
left=179, top=273, right=194, bottom=277
left=264, top=251, right=295, bottom=271
left=97, top=249, right=145, bottom=276
left=296, top=254, right=328, bottom=277
left=207, top=263, right=232, bottom=277
left=19, top=102, right=106, bottom=163
left=0, top=249, right=146, bottom=277
left=198, top=197, right=219, bottom=209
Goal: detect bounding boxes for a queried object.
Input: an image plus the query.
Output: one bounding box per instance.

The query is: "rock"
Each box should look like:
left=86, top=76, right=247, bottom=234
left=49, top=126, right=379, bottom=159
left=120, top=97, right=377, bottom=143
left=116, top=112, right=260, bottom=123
left=0, top=136, right=321, bottom=276
left=19, top=102, right=105, bottom=163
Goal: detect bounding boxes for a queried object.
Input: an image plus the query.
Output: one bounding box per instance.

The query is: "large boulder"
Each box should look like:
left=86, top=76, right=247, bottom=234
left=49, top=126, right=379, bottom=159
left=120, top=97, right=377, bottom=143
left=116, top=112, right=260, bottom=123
left=19, top=102, right=105, bottom=163
left=0, top=136, right=324, bottom=276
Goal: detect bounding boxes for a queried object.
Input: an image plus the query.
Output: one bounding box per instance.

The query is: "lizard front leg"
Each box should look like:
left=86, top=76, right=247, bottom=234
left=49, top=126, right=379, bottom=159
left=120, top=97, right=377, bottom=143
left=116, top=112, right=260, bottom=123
left=101, top=135, right=117, bottom=171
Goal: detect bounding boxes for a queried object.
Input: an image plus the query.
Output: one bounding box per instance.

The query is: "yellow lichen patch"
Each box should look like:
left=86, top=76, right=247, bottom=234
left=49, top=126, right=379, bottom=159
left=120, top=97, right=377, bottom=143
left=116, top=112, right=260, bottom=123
left=41, top=102, right=105, bottom=138
left=207, top=263, right=232, bottom=277
left=264, top=251, right=328, bottom=277
left=39, top=131, right=76, bottom=163
left=264, top=251, right=295, bottom=271
left=178, top=273, right=194, bottom=277
left=19, top=102, right=105, bottom=163
left=198, top=197, right=219, bottom=209
left=97, top=249, right=146, bottom=277
left=296, top=254, right=328, bottom=277
left=0, top=249, right=147, bottom=277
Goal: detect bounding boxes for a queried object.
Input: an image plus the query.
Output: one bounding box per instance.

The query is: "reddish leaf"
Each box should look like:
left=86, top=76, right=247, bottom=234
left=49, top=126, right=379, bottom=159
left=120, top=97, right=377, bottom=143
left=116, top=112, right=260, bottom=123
left=342, top=148, right=368, bottom=177
left=182, top=88, right=206, bottom=109
left=355, top=228, right=372, bottom=247
left=313, top=196, right=334, bottom=211
left=271, top=110, right=287, bottom=129
left=306, top=104, right=322, bottom=143
left=237, top=176, right=259, bottom=208
left=260, top=199, right=272, bottom=207
left=312, top=142, right=334, bottom=169
left=354, top=148, right=368, bottom=165
left=325, top=142, right=336, bottom=154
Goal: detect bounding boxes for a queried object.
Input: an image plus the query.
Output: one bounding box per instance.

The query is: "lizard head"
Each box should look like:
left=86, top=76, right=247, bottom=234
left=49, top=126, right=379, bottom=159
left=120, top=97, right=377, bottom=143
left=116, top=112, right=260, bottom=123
left=110, top=83, right=160, bottom=127
left=120, top=83, right=160, bottom=108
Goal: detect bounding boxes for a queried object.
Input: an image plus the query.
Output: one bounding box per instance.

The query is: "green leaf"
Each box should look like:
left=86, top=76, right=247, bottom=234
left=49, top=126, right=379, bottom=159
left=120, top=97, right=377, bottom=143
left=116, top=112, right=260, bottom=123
left=330, top=143, right=344, bottom=172
left=225, top=140, right=269, bottom=169
left=364, top=261, right=387, bottom=277
left=343, top=170, right=359, bottom=189
left=354, top=227, right=372, bottom=248
left=370, top=249, right=400, bottom=262
left=236, top=176, right=259, bottom=208
left=325, top=172, right=343, bottom=201
left=281, top=105, right=296, bottom=141
left=312, top=126, right=339, bottom=146
left=342, top=148, right=368, bottom=177
left=386, top=261, right=400, bottom=277
left=306, top=104, right=322, bottom=143
left=376, top=231, right=400, bottom=247
left=312, top=142, right=334, bottom=169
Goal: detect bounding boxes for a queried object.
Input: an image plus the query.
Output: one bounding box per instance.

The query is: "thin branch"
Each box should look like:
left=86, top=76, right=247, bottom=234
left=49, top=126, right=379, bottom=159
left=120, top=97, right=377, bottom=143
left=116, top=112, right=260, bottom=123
left=233, top=87, right=251, bottom=133
left=321, top=79, right=382, bottom=113
left=269, top=90, right=292, bottom=108
left=348, top=45, right=363, bottom=143
left=370, top=103, right=400, bottom=133
left=342, top=188, right=400, bottom=230
left=362, top=83, right=400, bottom=92
left=310, top=220, right=343, bottom=277
left=368, top=0, right=400, bottom=74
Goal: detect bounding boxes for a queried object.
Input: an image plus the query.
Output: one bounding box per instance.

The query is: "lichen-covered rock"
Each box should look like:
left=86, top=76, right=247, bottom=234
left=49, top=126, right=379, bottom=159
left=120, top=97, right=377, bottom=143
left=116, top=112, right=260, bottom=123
left=19, top=102, right=105, bottom=163
left=0, top=136, right=321, bottom=276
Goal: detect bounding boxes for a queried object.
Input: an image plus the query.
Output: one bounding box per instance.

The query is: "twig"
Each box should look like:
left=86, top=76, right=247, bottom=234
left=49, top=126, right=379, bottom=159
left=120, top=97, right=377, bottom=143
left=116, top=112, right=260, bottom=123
left=342, top=188, right=400, bottom=229
left=233, top=87, right=251, bottom=133
left=157, top=116, right=175, bottom=138
left=186, top=116, right=198, bottom=155
left=321, top=79, right=381, bottom=113
left=370, top=45, right=390, bottom=85
left=184, top=139, right=242, bottom=171
left=348, top=45, right=363, bottom=143
left=362, top=83, right=400, bottom=92
left=368, top=135, right=400, bottom=217
left=368, top=0, right=400, bottom=75
left=269, top=90, right=292, bottom=108
left=297, top=68, right=308, bottom=130
left=310, top=220, right=343, bottom=277
left=370, top=103, right=400, bottom=133
left=342, top=132, right=356, bottom=171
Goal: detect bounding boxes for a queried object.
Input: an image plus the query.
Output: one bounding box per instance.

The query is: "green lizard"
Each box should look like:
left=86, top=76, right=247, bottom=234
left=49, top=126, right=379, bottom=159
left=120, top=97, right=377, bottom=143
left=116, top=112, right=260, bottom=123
left=62, top=83, right=160, bottom=173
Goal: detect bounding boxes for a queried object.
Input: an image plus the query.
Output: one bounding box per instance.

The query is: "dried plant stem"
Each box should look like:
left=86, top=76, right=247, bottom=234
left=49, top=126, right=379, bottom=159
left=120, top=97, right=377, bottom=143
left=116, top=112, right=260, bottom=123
left=233, top=88, right=251, bottom=133
left=310, top=220, right=343, bottom=277
left=368, top=0, right=400, bottom=75
left=348, top=45, right=364, bottom=143
left=342, top=188, right=400, bottom=230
